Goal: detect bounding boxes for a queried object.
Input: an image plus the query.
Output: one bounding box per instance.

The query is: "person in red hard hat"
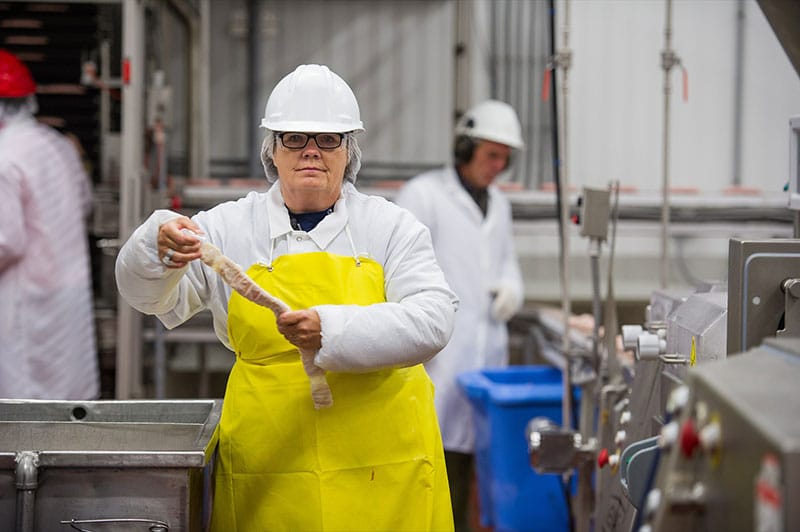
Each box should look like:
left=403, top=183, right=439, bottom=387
left=0, top=49, right=99, bottom=400
left=0, top=49, right=37, bottom=99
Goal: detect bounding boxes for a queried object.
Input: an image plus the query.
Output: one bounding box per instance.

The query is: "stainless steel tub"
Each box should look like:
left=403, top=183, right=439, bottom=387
left=0, top=399, right=221, bottom=532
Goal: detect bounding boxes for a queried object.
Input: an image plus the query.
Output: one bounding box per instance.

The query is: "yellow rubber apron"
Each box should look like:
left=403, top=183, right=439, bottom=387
left=211, top=251, right=453, bottom=532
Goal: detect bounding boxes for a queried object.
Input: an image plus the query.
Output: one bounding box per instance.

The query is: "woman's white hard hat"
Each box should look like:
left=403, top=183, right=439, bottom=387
left=261, top=64, right=364, bottom=133
left=455, top=99, right=524, bottom=149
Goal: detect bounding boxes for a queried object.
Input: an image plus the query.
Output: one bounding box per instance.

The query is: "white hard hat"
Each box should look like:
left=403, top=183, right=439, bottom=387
left=455, top=100, right=524, bottom=149
left=260, top=64, right=364, bottom=133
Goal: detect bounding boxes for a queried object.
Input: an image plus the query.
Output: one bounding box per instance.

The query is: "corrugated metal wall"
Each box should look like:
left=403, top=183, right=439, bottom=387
left=203, top=0, right=799, bottom=191
left=257, top=0, right=455, bottom=181
left=207, top=0, right=556, bottom=186
left=488, top=0, right=555, bottom=188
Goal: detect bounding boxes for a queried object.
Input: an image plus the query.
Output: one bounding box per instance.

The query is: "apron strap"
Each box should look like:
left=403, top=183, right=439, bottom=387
left=344, top=225, right=361, bottom=267
left=266, top=236, right=276, bottom=271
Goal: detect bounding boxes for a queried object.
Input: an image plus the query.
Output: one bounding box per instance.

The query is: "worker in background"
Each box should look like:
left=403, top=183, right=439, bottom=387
left=0, top=49, right=99, bottom=400
left=395, top=99, right=525, bottom=531
left=116, top=64, right=458, bottom=531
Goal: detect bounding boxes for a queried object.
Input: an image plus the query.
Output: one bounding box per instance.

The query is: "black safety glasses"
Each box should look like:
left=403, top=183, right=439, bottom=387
left=278, top=132, right=344, bottom=150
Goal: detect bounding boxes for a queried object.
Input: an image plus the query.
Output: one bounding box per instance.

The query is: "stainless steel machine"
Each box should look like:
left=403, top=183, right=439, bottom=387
left=528, top=234, right=800, bottom=532
left=642, top=337, right=800, bottom=531
left=0, top=399, right=221, bottom=532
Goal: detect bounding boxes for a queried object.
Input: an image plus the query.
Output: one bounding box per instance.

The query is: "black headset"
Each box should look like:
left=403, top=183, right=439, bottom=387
left=452, top=117, right=513, bottom=170
left=453, top=116, right=477, bottom=166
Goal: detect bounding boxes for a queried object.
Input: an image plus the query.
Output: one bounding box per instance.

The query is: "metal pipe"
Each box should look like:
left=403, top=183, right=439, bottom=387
left=99, top=40, right=111, bottom=184
left=733, top=0, right=746, bottom=186
left=589, top=240, right=602, bottom=370
left=248, top=0, right=260, bottom=178
left=555, top=0, right=573, bottom=432
left=660, top=0, right=680, bottom=289
left=117, top=0, right=146, bottom=399
left=154, top=114, right=168, bottom=399
left=15, top=451, right=39, bottom=532
left=197, top=0, right=211, bottom=179
left=490, top=0, right=498, bottom=97
left=603, top=182, right=623, bottom=384
left=554, top=3, right=591, bottom=529
left=548, top=0, right=561, bottom=213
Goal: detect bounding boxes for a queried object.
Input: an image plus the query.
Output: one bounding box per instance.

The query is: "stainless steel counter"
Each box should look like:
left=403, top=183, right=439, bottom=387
left=0, top=399, right=221, bottom=532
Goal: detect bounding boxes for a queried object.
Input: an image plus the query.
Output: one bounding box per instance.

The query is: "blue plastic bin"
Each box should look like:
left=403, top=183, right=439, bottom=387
left=458, top=365, right=573, bottom=532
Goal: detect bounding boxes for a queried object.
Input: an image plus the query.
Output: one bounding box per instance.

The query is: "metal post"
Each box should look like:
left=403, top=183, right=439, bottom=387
left=248, top=0, right=260, bottom=178
left=555, top=0, right=573, bottom=434
left=553, top=1, right=593, bottom=530
left=154, top=113, right=168, bottom=399
left=589, top=239, right=602, bottom=371
left=196, top=0, right=211, bottom=179
left=117, top=0, right=146, bottom=399
left=733, top=0, right=746, bottom=187
left=660, top=0, right=681, bottom=289
left=99, top=40, right=111, bottom=184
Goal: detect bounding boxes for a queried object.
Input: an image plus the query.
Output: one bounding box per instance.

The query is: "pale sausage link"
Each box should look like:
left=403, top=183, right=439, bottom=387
left=199, top=241, right=333, bottom=409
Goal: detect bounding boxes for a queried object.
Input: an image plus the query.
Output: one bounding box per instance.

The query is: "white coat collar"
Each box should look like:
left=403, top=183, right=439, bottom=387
left=442, top=165, right=496, bottom=221
left=266, top=180, right=350, bottom=250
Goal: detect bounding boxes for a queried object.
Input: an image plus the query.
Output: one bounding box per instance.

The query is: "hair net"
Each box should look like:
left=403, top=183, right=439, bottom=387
left=0, top=95, right=37, bottom=127
left=260, top=131, right=362, bottom=184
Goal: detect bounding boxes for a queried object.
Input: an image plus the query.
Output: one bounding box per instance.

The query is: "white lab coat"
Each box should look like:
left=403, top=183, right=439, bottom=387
left=0, top=116, right=98, bottom=399
left=394, top=166, right=523, bottom=453
left=115, top=181, right=458, bottom=372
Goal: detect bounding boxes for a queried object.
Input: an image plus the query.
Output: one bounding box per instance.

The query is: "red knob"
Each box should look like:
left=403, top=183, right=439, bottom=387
left=680, top=419, right=701, bottom=458
left=598, top=448, right=609, bottom=468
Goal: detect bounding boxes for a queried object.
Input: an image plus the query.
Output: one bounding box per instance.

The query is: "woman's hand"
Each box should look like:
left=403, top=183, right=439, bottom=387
left=158, top=216, right=204, bottom=269
left=277, top=309, right=323, bottom=351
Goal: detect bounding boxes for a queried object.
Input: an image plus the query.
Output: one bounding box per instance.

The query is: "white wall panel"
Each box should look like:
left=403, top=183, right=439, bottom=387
left=740, top=1, right=800, bottom=189
left=561, top=0, right=800, bottom=194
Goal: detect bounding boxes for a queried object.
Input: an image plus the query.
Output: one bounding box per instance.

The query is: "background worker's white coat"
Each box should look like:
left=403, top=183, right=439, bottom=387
left=0, top=115, right=98, bottom=399
left=395, top=166, right=523, bottom=453
left=115, top=182, right=458, bottom=373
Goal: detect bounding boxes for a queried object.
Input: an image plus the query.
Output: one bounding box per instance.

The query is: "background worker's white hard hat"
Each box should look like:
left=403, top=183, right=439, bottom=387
left=261, top=64, right=364, bottom=133
left=455, top=100, right=524, bottom=149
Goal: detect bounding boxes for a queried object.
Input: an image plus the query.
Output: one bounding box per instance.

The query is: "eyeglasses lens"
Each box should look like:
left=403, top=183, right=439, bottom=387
left=281, top=133, right=342, bottom=149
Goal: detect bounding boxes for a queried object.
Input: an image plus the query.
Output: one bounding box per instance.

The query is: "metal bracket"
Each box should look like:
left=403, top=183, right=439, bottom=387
left=779, top=278, right=800, bottom=338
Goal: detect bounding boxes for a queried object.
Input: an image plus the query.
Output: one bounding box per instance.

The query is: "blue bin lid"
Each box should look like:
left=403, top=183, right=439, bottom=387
left=457, top=366, right=565, bottom=406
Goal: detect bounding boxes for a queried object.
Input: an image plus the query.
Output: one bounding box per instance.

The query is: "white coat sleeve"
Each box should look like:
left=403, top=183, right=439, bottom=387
left=115, top=209, right=211, bottom=329
left=491, top=198, right=524, bottom=318
left=0, top=164, right=25, bottom=272
left=312, top=208, right=458, bottom=373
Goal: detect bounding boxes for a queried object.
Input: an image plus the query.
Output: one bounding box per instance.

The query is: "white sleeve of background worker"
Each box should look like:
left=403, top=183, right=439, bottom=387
left=0, top=117, right=98, bottom=400
left=115, top=181, right=458, bottom=372
left=492, top=192, right=524, bottom=315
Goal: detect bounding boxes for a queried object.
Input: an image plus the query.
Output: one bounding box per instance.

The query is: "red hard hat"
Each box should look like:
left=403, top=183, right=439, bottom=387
left=0, top=49, right=36, bottom=98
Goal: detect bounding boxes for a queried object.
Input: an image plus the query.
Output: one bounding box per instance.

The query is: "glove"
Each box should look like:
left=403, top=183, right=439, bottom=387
left=491, top=285, right=520, bottom=322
